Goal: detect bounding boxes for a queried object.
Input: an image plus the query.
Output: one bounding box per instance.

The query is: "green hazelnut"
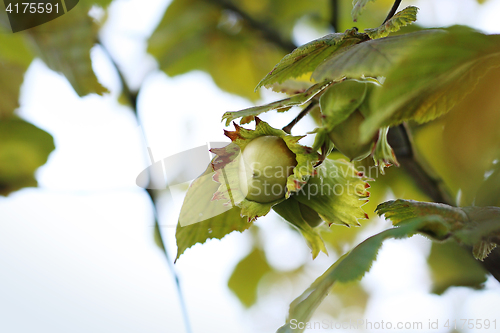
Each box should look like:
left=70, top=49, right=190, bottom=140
left=298, top=202, right=323, bottom=228
left=328, top=110, right=373, bottom=161
left=239, top=136, right=297, bottom=203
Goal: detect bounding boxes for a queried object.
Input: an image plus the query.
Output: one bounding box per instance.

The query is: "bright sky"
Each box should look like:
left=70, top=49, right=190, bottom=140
left=1, top=0, right=500, bottom=332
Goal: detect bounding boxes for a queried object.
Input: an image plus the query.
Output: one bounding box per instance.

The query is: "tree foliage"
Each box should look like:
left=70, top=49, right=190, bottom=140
left=1, top=1, right=499, bottom=332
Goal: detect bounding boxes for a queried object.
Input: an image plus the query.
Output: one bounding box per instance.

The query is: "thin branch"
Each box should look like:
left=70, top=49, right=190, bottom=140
left=387, top=124, right=451, bottom=204
left=205, top=0, right=296, bottom=52
left=383, top=0, right=402, bottom=24
left=330, top=0, right=340, bottom=33
left=282, top=102, right=316, bottom=134
left=98, top=41, right=193, bottom=333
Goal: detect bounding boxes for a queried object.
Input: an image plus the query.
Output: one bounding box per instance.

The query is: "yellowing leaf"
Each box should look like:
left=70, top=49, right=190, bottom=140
left=228, top=247, right=271, bottom=307
left=428, top=242, right=487, bottom=294
left=148, top=0, right=285, bottom=101
left=364, top=6, right=418, bottom=39
left=0, top=32, right=34, bottom=117
left=362, top=26, right=500, bottom=140
left=175, top=164, right=250, bottom=261
left=0, top=118, right=55, bottom=196
left=26, top=6, right=107, bottom=96
left=222, top=80, right=332, bottom=126
left=312, top=29, right=441, bottom=82
left=256, top=28, right=369, bottom=89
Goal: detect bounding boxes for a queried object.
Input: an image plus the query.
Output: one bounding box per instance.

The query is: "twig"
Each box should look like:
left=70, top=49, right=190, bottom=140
left=383, top=0, right=402, bottom=24
left=205, top=0, right=296, bottom=52
left=98, top=41, right=193, bottom=333
left=387, top=124, right=450, bottom=204
left=282, top=102, right=316, bottom=134
left=330, top=0, right=339, bottom=32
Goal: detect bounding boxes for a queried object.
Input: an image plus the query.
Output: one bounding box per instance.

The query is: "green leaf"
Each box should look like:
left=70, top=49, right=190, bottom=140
left=428, top=242, right=488, bottom=294
left=277, top=216, right=448, bottom=333
left=0, top=32, right=34, bottom=117
left=222, top=81, right=332, bottom=126
left=361, top=26, right=500, bottom=141
left=175, top=164, right=250, bottom=261
left=148, top=0, right=287, bottom=101
left=377, top=200, right=500, bottom=260
left=0, top=118, right=55, bottom=196
left=273, top=198, right=327, bottom=259
left=351, top=0, right=376, bottom=22
left=364, top=6, right=418, bottom=39
left=293, top=159, right=370, bottom=227
left=26, top=6, right=107, bottom=96
left=376, top=199, right=466, bottom=239
left=228, top=247, right=272, bottom=307
left=256, top=28, right=369, bottom=90
left=312, top=29, right=441, bottom=82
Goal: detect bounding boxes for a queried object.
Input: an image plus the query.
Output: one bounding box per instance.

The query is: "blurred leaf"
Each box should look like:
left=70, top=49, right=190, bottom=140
left=273, top=197, right=327, bottom=259
left=256, top=29, right=368, bottom=90
left=411, top=64, right=500, bottom=206
left=26, top=5, right=107, bottom=96
left=277, top=216, right=448, bottom=333
left=222, top=81, right=332, bottom=125
left=294, top=159, right=370, bottom=227
left=228, top=247, right=271, bottom=307
left=0, top=32, right=34, bottom=117
left=361, top=26, right=500, bottom=140
left=312, top=29, right=441, bottom=83
left=175, top=165, right=250, bottom=261
left=428, top=242, right=487, bottom=294
left=0, top=118, right=55, bottom=196
left=364, top=6, right=418, bottom=39
left=148, top=0, right=290, bottom=101
left=351, top=0, right=377, bottom=21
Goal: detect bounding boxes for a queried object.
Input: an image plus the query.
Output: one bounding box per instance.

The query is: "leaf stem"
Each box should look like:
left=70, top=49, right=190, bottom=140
left=282, top=102, right=316, bottom=134
left=382, top=0, right=402, bottom=24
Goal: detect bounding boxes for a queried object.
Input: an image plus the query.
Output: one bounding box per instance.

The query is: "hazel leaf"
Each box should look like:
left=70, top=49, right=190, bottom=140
left=222, top=81, right=333, bottom=126
left=0, top=118, right=55, bottom=196
left=228, top=247, right=272, bottom=307
left=312, top=30, right=441, bottom=82
left=277, top=216, right=448, bottom=333
left=175, top=164, right=250, bottom=261
left=364, top=6, right=419, bottom=39
left=27, top=5, right=107, bottom=96
left=256, top=28, right=369, bottom=90
left=361, top=26, right=500, bottom=141
left=377, top=200, right=500, bottom=260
